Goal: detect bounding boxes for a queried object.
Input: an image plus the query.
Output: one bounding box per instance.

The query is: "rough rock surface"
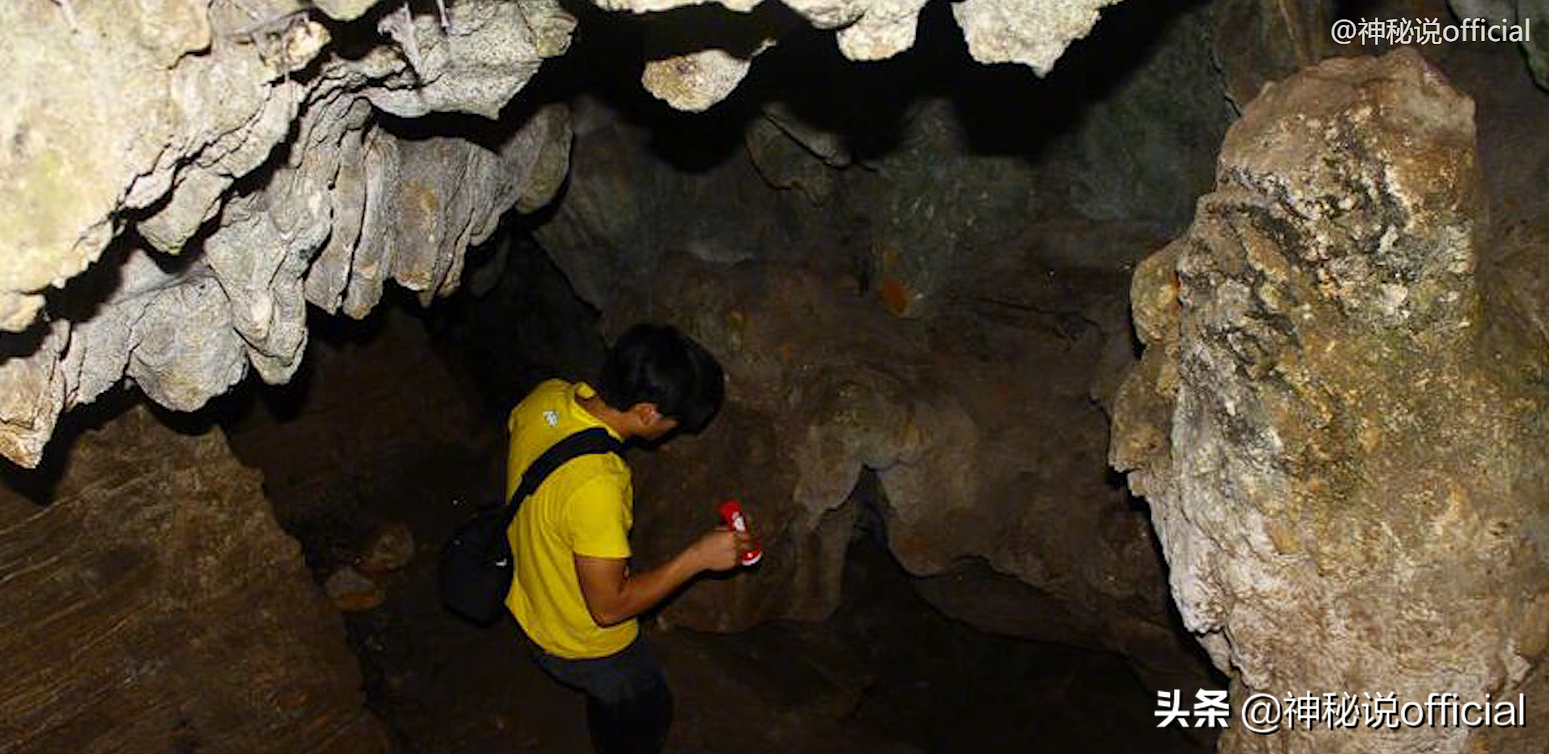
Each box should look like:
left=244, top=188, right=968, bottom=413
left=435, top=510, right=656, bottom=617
left=0, top=0, right=574, bottom=468
left=543, top=1, right=1227, bottom=319
left=0, top=0, right=1136, bottom=467
left=606, top=256, right=1213, bottom=695
left=600, top=0, right=1123, bottom=92
left=1055, top=2, right=1230, bottom=230
left=0, top=406, right=389, bottom=754
left=951, top=0, right=1121, bottom=74
left=1110, top=49, right=1549, bottom=753
left=1208, top=0, right=1332, bottom=113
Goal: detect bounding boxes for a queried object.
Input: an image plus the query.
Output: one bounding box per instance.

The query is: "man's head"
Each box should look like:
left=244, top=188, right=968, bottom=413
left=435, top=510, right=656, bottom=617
left=595, top=324, right=724, bottom=441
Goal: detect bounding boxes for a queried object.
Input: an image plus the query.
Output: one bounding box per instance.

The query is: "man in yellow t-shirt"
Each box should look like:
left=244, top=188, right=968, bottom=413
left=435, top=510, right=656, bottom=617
left=505, top=324, right=748, bottom=754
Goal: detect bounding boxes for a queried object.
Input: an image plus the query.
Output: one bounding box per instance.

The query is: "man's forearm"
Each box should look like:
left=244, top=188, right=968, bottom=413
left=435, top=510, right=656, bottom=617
left=580, top=549, right=703, bottom=627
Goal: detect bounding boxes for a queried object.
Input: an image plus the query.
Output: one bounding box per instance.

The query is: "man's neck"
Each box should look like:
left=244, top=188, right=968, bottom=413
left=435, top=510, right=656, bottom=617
left=577, top=392, right=633, bottom=440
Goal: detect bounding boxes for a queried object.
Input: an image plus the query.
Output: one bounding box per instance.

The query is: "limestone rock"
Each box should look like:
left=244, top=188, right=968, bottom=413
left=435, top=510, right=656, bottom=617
left=951, top=0, right=1121, bottom=74
left=1111, top=49, right=1549, bottom=753
left=0, top=323, right=69, bottom=469
left=314, top=0, right=384, bottom=22
left=0, top=0, right=213, bottom=332
left=366, top=0, right=575, bottom=119
left=591, top=0, right=1130, bottom=109
left=614, top=257, right=1209, bottom=692
left=830, top=0, right=931, bottom=60
left=0, top=96, right=569, bottom=466
left=122, top=271, right=251, bottom=411
left=862, top=99, right=1041, bottom=317
left=0, top=406, right=389, bottom=753
left=643, top=49, right=758, bottom=112
left=0, top=0, right=572, bottom=467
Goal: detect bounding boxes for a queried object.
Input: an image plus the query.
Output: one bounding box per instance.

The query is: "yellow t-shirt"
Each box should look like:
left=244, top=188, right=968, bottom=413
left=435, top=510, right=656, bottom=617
left=504, top=379, right=638, bottom=659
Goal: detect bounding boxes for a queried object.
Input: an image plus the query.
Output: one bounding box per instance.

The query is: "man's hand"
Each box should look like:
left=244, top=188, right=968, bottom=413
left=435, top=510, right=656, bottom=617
left=688, top=527, right=752, bottom=572
left=574, top=525, right=755, bottom=627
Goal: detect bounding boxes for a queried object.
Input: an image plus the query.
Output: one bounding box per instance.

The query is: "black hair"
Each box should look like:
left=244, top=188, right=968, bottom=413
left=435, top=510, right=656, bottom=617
left=595, top=324, right=724, bottom=434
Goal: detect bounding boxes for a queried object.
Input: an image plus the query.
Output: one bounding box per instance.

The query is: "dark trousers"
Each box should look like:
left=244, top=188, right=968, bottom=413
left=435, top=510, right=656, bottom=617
left=531, top=637, right=673, bottom=754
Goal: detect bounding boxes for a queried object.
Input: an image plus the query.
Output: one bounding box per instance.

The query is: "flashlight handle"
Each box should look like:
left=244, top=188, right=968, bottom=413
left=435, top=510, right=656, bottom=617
left=718, top=499, right=762, bottom=566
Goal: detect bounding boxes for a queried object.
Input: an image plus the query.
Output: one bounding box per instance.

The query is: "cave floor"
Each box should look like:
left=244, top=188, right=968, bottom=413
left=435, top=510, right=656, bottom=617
left=291, top=440, right=1211, bottom=754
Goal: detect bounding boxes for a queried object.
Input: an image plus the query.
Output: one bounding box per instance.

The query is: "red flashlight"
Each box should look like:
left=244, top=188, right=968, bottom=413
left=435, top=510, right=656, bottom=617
left=718, top=499, right=762, bottom=566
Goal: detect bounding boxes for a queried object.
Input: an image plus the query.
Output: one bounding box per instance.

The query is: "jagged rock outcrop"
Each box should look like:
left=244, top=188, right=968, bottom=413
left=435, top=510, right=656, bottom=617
left=0, top=406, right=389, bottom=754
left=1, top=0, right=1132, bottom=470
left=1111, top=49, right=1549, bottom=753
left=0, top=0, right=573, bottom=467
left=613, top=0, right=1122, bottom=109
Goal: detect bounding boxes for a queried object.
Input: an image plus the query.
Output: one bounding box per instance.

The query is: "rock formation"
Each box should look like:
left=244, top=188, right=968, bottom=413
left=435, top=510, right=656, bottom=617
left=603, top=254, right=1213, bottom=695
left=0, top=406, right=388, bottom=754
left=1111, top=48, right=1549, bottom=753
left=0, top=0, right=575, bottom=468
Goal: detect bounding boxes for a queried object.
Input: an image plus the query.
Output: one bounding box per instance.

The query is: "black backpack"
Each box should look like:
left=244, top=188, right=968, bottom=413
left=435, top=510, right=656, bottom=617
left=438, top=427, right=623, bottom=626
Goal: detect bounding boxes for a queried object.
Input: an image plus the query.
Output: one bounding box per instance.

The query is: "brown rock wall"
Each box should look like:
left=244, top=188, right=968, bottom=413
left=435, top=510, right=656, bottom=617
left=0, top=407, right=387, bottom=754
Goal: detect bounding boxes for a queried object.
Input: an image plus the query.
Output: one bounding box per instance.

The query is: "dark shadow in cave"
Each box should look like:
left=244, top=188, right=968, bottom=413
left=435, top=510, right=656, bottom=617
left=523, top=0, right=1218, bottom=172
left=687, top=465, right=1223, bottom=754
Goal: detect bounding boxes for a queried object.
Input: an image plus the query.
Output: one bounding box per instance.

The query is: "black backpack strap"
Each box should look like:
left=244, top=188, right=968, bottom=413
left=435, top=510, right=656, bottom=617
left=504, top=427, right=623, bottom=525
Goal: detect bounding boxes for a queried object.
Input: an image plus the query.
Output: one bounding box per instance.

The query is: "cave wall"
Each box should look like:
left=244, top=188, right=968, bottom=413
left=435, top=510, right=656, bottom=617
left=1111, top=48, right=1549, bottom=753
left=538, top=0, right=1235, bottom=317
left=0, top=406, right=388, bottom=754
left=0, top=0, right=1134, bottom=470
left=8, top=1, right=1549, bottom=752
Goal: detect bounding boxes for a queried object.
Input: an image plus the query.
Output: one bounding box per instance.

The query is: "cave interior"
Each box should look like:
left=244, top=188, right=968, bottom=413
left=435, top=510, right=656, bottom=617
left=3, top=0, right=1549, bottom=752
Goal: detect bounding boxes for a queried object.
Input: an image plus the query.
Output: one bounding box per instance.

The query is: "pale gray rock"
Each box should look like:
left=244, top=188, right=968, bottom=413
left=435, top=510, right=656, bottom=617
left=125, top=270, right=250, bottom=412
left=364, top=0, right=576, bottom=119
left=832, top=0, right=930, bottom=60
left=335, top=102, right=573, bottom=317
left=0, top=0, right=573, bottom=466
left=204, top=196, right=316, bottom=386
left=0, top=0, right=212, bottom=332
left=302, top=101, right=375, bottom=314
left=951, top=0, right=1122, bottom=74
left=590, top=0, right=1131, bottom=109
left=314, top=0, right=385, bottom=21
left=1111, top=49, right=1549, bottom=753
left=642, top=49, right=759, bottom=112
left=0, top=323, right=69, bottom=468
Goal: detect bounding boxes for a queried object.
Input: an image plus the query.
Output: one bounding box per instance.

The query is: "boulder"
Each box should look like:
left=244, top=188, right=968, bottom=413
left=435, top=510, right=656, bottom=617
left=0, top=406, right=389, bottom=753
left=1111, top=49, right=1549, bottom=753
